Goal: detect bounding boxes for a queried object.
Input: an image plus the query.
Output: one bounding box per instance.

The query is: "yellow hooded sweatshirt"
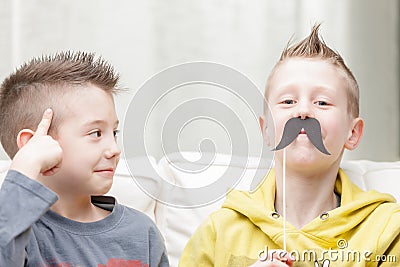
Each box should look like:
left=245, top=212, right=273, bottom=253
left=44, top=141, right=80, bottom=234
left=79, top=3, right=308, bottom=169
left=179, top=169, right=400, bottom=267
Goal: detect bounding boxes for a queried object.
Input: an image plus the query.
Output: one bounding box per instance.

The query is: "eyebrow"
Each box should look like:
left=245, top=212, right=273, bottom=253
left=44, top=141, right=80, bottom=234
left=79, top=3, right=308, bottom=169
left=271, top=84, right=336, bottom=97
left=279, top=84, right=335, bottom=92
left=82, top=119, right=119, bottom=128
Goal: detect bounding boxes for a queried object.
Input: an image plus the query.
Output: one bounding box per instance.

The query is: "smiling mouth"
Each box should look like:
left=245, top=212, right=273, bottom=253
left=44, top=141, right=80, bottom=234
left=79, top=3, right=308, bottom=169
left=94, top=169, right=115, bottom=175
left=299, top=128, right=306, bottom=134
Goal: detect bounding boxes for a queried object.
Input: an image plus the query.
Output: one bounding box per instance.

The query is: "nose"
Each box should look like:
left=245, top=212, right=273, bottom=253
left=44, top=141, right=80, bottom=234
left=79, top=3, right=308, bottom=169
left=294, top=100, right=313, bottom=120
left=105, top=138, right=121, bottom=159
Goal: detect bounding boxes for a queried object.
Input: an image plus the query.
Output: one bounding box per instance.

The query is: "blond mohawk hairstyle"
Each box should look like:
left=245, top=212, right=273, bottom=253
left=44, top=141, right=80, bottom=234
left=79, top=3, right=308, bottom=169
left=280, top=24, right=339, bottom=59
left=265, top=23, right=359, bottom=118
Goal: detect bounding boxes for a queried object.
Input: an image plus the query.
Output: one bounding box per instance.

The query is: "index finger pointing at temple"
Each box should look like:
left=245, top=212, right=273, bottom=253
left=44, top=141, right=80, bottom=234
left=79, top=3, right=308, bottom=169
left=35, top=108, right=53, bottom=136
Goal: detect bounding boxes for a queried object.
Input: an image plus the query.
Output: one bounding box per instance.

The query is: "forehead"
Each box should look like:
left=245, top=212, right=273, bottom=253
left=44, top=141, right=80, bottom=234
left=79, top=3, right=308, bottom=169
left=267, top=58, right=348, bottom=98
left=56, top=85, right=117, bottom=127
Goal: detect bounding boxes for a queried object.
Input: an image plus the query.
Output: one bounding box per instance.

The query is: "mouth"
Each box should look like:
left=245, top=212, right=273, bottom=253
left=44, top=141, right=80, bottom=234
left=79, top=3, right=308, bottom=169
left=273, top=117, right=330, bottom=155
left=94, top=168, right=115, bottom=176
left=299, top=128, right=307, bottom=135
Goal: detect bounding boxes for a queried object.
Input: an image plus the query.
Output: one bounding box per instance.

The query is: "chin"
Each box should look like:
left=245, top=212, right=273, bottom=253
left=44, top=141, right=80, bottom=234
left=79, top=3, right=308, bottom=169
left=288, top=153, right=340, bottom=174
left=285, top=149, right=322, bottom=166
left=94, top=182, right=113, bottom=196
left=291, top=157, right=318, bottom=167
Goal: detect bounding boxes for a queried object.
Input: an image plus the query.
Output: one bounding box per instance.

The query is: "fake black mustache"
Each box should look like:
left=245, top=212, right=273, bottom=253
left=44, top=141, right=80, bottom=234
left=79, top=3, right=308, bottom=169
left=273, top=117, right=331, bottom=155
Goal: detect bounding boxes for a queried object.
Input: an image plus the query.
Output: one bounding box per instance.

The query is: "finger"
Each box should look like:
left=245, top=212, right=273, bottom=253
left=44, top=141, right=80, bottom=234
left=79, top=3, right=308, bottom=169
left=35, top=108, right=53, bottom=136
left=42, top=166, right=60, bottom=176
left=252, top=260, right=290, bottom=267
left=271, top=250, right=294, bottom=265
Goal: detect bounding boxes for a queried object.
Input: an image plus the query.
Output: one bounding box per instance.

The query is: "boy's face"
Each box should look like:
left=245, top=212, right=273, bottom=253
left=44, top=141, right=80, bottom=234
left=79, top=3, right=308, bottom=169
left=44, top=84, right=120, bottom=196
left=261, top=58, right=362, bottom=169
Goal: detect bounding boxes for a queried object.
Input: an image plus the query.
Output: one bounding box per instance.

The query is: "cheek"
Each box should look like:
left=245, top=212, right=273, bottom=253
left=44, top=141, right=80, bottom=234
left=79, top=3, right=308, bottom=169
left=58, top=139, right=94, bottom=167
left=321, top=116, right=351, bottom=146
left=59, top=138, right=78, bottom=156
left=269, top=114, right=287, bottom=145
left=266, top=119, right=293, bottom=148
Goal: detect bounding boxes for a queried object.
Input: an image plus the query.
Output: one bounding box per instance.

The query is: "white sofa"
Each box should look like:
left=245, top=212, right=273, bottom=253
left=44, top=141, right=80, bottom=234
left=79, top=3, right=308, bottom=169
left=1, top=153, right=400, bottom=267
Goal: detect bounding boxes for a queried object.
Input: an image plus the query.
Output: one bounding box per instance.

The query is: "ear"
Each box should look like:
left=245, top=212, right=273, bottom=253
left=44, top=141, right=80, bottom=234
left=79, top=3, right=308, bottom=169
left=16, top=129, right=35, bottom=149
left=259, top=115, right=271, bottom=147
left=344, top=118, right=364, bottom=150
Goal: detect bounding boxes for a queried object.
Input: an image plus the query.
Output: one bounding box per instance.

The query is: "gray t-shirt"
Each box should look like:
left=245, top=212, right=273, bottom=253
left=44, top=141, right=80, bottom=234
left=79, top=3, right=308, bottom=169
left=0, top=170, right=169, bottom=267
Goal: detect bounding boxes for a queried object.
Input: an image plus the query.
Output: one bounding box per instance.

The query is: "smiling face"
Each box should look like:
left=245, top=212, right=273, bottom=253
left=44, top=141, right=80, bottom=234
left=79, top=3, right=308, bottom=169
left=44, top=84, right=121, bottom=197
left=261, top=58, right=363, bottom=171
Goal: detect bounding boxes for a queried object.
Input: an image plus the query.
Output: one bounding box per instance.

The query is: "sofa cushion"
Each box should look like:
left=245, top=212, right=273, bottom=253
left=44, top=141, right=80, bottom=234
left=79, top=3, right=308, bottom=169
left=341, top=160, right=400, bottom=201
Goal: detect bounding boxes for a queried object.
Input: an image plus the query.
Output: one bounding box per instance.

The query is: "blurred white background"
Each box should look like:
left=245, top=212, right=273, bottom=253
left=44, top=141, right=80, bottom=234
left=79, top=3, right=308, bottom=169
left=0, top=0, right=398, bottom=161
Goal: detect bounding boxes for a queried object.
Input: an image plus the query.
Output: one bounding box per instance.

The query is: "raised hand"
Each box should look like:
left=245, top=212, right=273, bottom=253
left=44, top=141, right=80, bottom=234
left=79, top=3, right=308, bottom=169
left=10, top=108, right=63, bottom=180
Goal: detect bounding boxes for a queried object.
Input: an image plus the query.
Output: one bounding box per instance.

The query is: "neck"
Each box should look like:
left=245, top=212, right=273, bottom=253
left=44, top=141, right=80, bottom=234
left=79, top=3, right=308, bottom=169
left=274, top=161, right=340, bottom=229
left=50, top=194, right=110, bottom=222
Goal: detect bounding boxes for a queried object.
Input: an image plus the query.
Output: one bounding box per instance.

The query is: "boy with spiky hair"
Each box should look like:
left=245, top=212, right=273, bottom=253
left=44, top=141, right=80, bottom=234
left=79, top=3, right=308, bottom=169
left=179, top=25, right=399, bottom=267
left=0, top=52, right=169, bottom=267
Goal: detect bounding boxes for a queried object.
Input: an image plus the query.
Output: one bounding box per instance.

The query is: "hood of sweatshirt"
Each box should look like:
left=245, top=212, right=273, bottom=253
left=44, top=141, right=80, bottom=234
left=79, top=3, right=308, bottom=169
left=222, top=168, right=396, bottom=246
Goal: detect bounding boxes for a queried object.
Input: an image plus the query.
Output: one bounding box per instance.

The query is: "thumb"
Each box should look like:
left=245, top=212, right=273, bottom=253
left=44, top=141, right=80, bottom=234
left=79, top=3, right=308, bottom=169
left=35, top=108, right=53, bottom=136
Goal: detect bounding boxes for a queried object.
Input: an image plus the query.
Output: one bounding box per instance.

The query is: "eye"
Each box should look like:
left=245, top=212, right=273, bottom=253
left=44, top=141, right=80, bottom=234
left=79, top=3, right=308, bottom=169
left=89, top=130, right=102, bottom=138
left=113, top=130, right=119, bottom=138
left=315, top=101, right=328, bottom=106
left=281, top=99, right=296, bottom=105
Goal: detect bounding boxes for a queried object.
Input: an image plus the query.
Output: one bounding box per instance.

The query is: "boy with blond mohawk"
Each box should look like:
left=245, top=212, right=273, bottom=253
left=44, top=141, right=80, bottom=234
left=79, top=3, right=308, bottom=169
left=0, top=52, right=169, bottom=266
left=179, top=24, right=400, bottom=267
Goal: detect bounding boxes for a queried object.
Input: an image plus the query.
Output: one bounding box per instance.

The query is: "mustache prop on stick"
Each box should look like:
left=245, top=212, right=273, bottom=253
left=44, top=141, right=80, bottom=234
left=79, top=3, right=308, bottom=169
left=270, top=117, right=331, bottom=253
left=273, top=117, right=331, bottom=155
